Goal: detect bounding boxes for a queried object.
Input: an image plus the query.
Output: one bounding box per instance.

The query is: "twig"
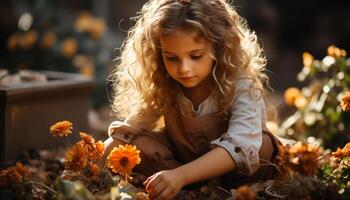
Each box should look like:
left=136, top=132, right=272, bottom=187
left=216, top=186, right=232, bottom=195
left=26, top=180, right=57, bottom=195
left=259, top=159, right=283, bottom=177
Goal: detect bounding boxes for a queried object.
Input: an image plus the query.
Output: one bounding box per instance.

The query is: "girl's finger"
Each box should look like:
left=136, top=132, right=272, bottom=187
left=145, top=176, right=160, bottom=192
left=143, top=173, right=156, bottom=186
left=148, top=181, right=166, bottom=199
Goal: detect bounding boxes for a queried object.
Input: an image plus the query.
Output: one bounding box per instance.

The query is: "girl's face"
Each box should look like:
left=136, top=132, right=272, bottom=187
left=160, top=28, right=214, bottom=89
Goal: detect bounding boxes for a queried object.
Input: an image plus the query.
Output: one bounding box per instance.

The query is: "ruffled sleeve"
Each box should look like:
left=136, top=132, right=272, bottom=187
left=108, top=105, right=163, bottom=137
left=210, top=79, right=266, bottom=175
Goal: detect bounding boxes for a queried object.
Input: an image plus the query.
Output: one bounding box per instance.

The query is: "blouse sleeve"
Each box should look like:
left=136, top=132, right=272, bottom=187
left=108, top=105, right=163, bottom=136
left=210, top=79, right=265, bottom=175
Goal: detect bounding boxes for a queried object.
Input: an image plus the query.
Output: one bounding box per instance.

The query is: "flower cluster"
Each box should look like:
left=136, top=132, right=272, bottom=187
left=321, top=142, right=350, bottom=189
left=0, top=162, right=29, bottom=189
left=3, top=2, right=113, bottom=86
left=50, top=124, right=104, bottom=178
left=277, top=142, right=320, bottom=177
left=279, top=45, right=350, bottom=150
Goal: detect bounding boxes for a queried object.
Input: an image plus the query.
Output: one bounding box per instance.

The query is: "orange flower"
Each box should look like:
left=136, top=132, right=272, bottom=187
left=64, top=143, right=88, bottom=172
left=74, top=11, right=93, bottom=33
left=89, top=18, right=106, bottom=39
left=7, top=33, right=20, bottom=51
left=286, top=142, right=320, bottom=176
left=22, top=30, right=38, bottom=50
left=41, top=31, right=56, bottom=49
left=332, top=147, right=344, bottom=158
left=341, top=92, right=350, bottom=112
left=0, top=162, right=29, bottom=188
left=294, top=96, right=307, bottom=110
left=78, top=132, right=104, bottom=160
left=80, top=132, right=95, bottom=144
left=284, top=87, right=301, bottom=106
left=331, top=142, right=350, bottom=158
left=91, top=140, right=105, bottom=160
left=80, top=66, right=95, bottom=76
left=61, top=38, right=78, bottom=58
left=327, top=45, right=347, bottom=59
left=234, top=185, right=256, bottom=200
left=50, top=120, right=73, bottom=137
left=13, top=162, right=29, bottom=176
left=275, top=145, right=291, bottom=176
left=107, top=144, right=141, bottom=176
left=87, top=163, right=100, bottom=178
left=302, top=52, right=314, bottom=68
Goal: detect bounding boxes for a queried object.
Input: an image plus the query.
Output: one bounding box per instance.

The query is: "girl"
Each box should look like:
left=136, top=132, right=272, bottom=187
left=103, top=0, right=281, bottom=199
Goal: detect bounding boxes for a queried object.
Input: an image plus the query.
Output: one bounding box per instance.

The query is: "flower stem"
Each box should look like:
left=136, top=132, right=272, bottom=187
left=27, top=180, right=57, bottom=195
left=65, top=136, right=73, bottom=148
left=124, top=173, right=128, bottom=182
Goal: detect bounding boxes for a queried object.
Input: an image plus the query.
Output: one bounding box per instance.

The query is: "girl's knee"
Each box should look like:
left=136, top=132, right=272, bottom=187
left=132, top=134, right=172, bottom=160
left=259, top=133, right=274, bottom=162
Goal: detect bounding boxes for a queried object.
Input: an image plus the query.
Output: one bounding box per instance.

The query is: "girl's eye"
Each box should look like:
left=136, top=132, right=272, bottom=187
left=191, top=55, right=202, bottom=60
left=166, top=56, right=179, bottom=62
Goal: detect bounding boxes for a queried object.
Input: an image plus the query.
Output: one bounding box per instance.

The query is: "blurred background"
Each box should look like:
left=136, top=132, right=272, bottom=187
left=0, top=0, right=349, bottom=140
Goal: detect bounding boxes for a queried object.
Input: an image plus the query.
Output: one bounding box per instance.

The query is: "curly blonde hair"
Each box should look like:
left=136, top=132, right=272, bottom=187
left=111, top=0, right=269, bottom=119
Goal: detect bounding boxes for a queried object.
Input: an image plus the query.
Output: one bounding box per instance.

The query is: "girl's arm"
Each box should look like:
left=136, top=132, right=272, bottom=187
left=144, top=147, right=236, bottom=199
left=175, top=146, right=236, bottom=185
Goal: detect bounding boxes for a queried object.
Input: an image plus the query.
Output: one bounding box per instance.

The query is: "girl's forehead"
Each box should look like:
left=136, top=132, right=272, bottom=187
left=159, top=28, right=209, bottom=51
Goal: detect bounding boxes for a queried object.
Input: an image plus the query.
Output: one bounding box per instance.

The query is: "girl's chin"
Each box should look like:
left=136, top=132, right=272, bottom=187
left=180, top=82, right=198, bottom=88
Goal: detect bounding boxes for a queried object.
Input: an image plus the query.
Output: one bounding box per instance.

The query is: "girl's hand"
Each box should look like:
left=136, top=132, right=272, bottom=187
left=143, top=169, right=185, bottom=200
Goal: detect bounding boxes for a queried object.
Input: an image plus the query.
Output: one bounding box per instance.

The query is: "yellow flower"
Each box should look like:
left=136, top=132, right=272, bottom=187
left=107, top=144, right=141, bottom=176
left=41, top=31, right=56, bottom=49
left=284, top=87, right=301, bottom=106
left=302, top=52, right=314, bottom=68
left=64, top=143, right=88, bottom=172
left=50, top=120, right=73, bottom=137
left=341, top=92, right=350, bottom=112
left=61, top=38, right=78, bottom=58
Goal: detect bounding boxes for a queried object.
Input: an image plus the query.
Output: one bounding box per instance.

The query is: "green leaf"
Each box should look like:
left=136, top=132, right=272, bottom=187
left=55, top=177, right=95, bottom=200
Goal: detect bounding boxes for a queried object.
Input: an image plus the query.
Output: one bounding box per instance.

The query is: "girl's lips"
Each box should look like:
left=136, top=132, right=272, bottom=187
left=179, top=76, right=194, bottom=80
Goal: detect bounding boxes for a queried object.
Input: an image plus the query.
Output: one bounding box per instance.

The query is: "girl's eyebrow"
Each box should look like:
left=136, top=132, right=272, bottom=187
left=163, top=49, right=205, bottom=54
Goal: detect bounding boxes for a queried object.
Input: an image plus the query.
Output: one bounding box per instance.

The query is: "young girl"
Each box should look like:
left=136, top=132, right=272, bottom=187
left=103, top=0, right=281, bottom=199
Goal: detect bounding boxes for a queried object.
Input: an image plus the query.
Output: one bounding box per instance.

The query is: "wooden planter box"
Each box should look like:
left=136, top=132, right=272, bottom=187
left=0, top=71, right=95, bottom=162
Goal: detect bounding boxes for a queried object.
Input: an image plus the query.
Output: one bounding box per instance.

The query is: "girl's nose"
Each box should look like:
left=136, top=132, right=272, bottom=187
left=179, top=59, right=191, bottom=74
